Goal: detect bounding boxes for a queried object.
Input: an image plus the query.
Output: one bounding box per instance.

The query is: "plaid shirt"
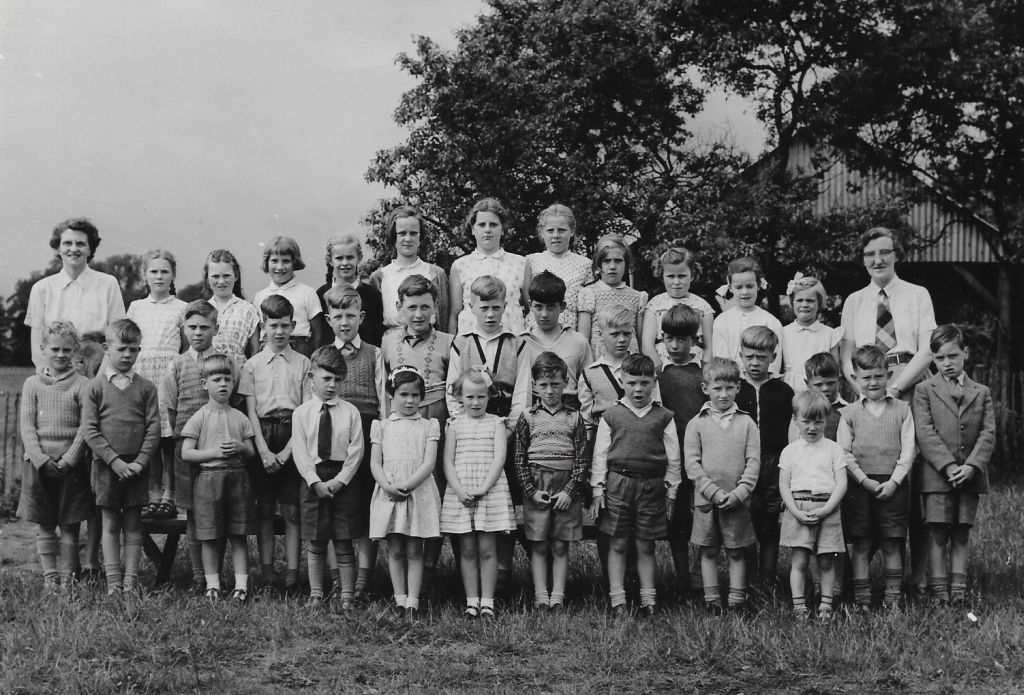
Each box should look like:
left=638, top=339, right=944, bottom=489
left=512, top=403, right=589, bottom=500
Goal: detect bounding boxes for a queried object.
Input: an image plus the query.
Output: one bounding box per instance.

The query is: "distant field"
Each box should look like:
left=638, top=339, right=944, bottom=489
left=0, top=367, right=33, bottom=397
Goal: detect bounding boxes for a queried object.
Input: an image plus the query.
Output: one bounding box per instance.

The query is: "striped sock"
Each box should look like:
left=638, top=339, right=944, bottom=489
left=703, top=584, right=721, bottom=607
left=792, top=595, right=807, bottom=615
left=853, top=578, right=871, bottom=607
left=535, top=589, right=550, bottom=607
left=104, top=562, right=123, bottom=590
left=951, top=573, right=968, bottom=603
left=727, top=586, right=747, bottom=608
left=929, top=575, right=950, bottom=603
left=550, top=592, right=565, bottom=607
left=639, top=589, right=657, bottom=608
left=307, top=546, right=326, bottom=598
left=883, top=569, right=902, bottom=603
left=818, top=594, right=834, bottom=616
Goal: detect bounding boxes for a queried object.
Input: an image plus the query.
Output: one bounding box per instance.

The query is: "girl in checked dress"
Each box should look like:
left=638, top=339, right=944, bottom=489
left=440, top=367, right=515, bottom=618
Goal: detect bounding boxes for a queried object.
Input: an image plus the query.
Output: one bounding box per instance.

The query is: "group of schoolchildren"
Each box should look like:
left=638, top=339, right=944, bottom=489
left=19, top=199, right=994, bottom=623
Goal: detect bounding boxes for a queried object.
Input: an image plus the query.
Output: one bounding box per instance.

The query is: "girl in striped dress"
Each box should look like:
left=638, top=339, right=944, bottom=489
left=440, top=367, right=515, bottom=618
left=127, top=249, right=186, bottom=519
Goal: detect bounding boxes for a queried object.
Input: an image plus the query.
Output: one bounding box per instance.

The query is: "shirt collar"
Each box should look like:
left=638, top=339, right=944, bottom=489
left=617, top=397, right=655, bottom=416
left=211, top=295, right=243, bottom=310
left=104, top=366, right=135, bottom=383
left=269, top=277, right=298, bottom=292
left=593, top=355, right=625, bottom=370
left=333, top=278, right=361, bottom=290
left=262, top=345, right=297, bottom=364
left=530, top=401, right=565, bottom=415
left=470, top=248, right=506, bottom=261
left=947, top=373, right=966, bottom=387
left=661, top=355, right=701, bottom=370
left=402, top=326, right=434, bottom=343
left=58, top=266, right=96, bottom=289
left=523, top=326, right=571, bottom=345
left=468, top=328, right=509, bottom=343
left=870, top=274, right=901, bottom=293
left=858, top=394, right=894, bottom=406
left=387, top=411, right=422, bottom=421
left=793, top=320, right=825, bottom=333
left=314, top=394, right=341, bottom=408
left=699, top=402, right=739, bottom=417
left=188, top=346, right=215, bottom=361
left=334, top=336, right=363, bottom=350
left=388, top=257, right=428, bottom=273
left=144, top=294, right=177, bottom=304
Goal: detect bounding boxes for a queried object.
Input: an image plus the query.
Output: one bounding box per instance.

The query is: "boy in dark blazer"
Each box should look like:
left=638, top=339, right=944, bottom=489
left=913, top=325, right=995, bottom=605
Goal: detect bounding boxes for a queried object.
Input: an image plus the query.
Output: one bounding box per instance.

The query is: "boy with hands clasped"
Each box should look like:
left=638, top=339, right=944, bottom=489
left=589, top=354, right=680, bottom=617
left=684, top=357, right=760, bottom=614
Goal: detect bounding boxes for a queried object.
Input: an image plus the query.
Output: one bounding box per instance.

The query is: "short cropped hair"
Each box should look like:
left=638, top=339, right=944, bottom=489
left=324, top=285, right=362, bottom=311
left=531, top=352, right=568, bottom=382
left=740, top=325, right=778, bottom=353
left=528, top=271, right=566, bottom=304
left=41, top=320, right=82, bottom=352
left=463, top=198, right=509, bottom=243
left=260, top=295, right=294, bottom=321
left=851, top=345, right=888, bottom=372
left=184, top=299, right=218, bottom=323
left=261, top=236, right=306, bottom=273
left=656, top=246, right=697, bottom=279
left=859, top=226, right=904, bottom=260
left=930, top=324, right=966, bottom=354
left=792, top=390, right=831, bottom=421
left=386, top=366, right=426, bottom=398
left=397, top=274, right=437, bottom=302
left=201, top=354, right=234, bottom=379
left=105, top=318, right=142, bottom=345
left=596, top=304, right=634, bottom=332
left=661, top=304, right=701, bottom=339
left=384, top=205, right=423, bottom=245
left=310, top=345, right=348, bottom=377
left=622, top=353, right=655, bottom=378
left=50, top=217, right=102, bottom=262
left=804, top=352, right=840, bottom=380
left=726, top=256, right=763, bottom=284
left=470, top=275, right=506, bottom=302
left=536, top=203, right=576, bottom=235
left=703, top=357, right=741, bottom=384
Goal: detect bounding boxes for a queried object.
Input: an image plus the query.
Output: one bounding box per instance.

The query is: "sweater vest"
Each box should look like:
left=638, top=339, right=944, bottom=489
left=581, top=364, right=624, bottom=418
left=341, top=343, right=380, bottom=417
left=453, top=333, right=523, bottom=417
left=658, top=364, right=705, bottom=438
left=383, top=329, right=453, bottom=406
left=737, top=378, right=794, bottom=457
left=604, top=404, right=674, bottom=477
left=169, top=354, right=207, bottom=437
left=525, top=407, right=580, bottom=470
left=840, top=399, right=908, bottom=477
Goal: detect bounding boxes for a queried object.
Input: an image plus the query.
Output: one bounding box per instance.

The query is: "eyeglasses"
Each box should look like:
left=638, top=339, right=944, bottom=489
left=862, top=249, right=895, bottom=260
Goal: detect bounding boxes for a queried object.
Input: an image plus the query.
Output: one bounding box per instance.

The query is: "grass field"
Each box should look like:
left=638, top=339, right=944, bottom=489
left=2, top=485, right=1023, bottom=694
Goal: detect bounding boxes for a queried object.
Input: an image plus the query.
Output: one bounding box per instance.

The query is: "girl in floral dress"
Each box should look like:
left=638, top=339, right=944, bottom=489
left=202, top=249, right=261, bottom=367
left=577, top=234, right=648, bottom=360
left=525, top=204, right=591, bottom=331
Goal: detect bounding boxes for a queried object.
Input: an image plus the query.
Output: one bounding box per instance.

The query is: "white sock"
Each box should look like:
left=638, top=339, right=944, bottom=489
left=480, top=597, right=495, bottom=609
left=234, top=574, right=248, bottom=592
left=205, top=574, right=221, bottom=591
left=395, top=593, right=408, bottom=608
left=406, top=596, right=420, bottom=610
left=466, top=597, right=480, bottom=608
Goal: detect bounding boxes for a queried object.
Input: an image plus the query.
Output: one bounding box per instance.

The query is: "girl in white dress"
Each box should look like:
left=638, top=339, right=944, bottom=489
left=369, top=367, right=441, bottom=617
left=127, top=249, right=186, bottom=518
left=440, top=367, right=515, bottom=618
left=780, top=274, right=842, bottom=392
left=448, top=198, right=531, bottom=336
left=525, top=204, right=591, bottom=331
left=712, top=256, right=783, bottom=374
left=641, top=246, right=714, bottom=367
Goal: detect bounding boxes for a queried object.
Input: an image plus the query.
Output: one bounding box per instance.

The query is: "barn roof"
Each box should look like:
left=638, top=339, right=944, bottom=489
left=768, top=137, right=998, bottom=264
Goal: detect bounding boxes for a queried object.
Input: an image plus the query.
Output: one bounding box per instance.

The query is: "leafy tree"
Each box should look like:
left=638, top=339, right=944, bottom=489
left=364, top=0, right=741, bottom=285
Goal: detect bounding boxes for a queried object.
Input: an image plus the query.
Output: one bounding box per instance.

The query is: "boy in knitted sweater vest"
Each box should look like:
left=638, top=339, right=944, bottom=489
left=838, top=345, right=915, bottom=610
left=324, top=285, right=386, bottom=601
left=684, top=358, right=760, bottom=613
left=589, top=354, right=681, bottom=616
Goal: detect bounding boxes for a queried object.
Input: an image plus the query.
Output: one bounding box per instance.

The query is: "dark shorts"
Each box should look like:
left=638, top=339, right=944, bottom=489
left=842, top=474, right=909, bottom=541
left=750, top=452, right=783, bottom=515
left=523, top=468, right=583, bottom=542
left=350, top=413, right=376, bottom=525
left=923, top=491, right=980, bottom=528
left=250, top=416, right=300, bottom=521
left=19, top=458, right=93, bottom=527
left=92, top=455, right=148, bottom=509
left=300, top=462, right=366, bottom=542
left=667, top=479, right=694, bottom=540
left=598, top=471, right=667, bottom=540
left=691, top=502, right=756, bottom=550
left=751, top=508, right=782, bottom=545
left=192, top=466, right=257, bottom=541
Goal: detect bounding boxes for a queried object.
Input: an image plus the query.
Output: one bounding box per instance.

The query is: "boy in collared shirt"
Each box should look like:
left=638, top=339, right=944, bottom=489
left=291, top=345, right=365, bottom=609
left=838, top=345, right=916, bottom=610
left=511, top=271, right=593, bottom=414
left=324, top=285, right=386, bottom=600
left=578, top=304, right=639, bottom=438
left=684, top=357, right=761, bottom=614
left=589, top=354, right=680, bottom=616
left=513, top=352, right=588, bottom=610
left=239, top=295, right=310, bottom=593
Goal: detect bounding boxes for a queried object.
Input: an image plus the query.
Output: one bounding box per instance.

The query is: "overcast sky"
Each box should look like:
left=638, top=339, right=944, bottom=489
left=0, top=1, right=764, bottom=300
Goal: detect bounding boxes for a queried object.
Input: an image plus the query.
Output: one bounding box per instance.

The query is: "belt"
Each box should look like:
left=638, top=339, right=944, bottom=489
left=610, top=467, right=660, bottom=480
left=792, top=493, right=831, bottom=502
left=261, top=409, right=293, bottom=423
left=886, top=352, right=914, bottom=366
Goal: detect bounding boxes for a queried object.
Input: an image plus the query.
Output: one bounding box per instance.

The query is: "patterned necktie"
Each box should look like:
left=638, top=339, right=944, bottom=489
left=340, top=342, right=356, bottom=358
left=948, top=378, right=964, bottom=405
left=875, top=289, right=896, bottom=352
left=317, top=403, right=333, bottom=461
